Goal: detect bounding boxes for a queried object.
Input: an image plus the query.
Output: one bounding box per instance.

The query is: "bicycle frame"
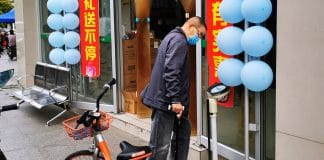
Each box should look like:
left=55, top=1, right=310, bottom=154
left=91, top=80, right=115, bottom=160
left=90, top=130, right=112, bottom=160
left=67, top=79, right=115, bottom=160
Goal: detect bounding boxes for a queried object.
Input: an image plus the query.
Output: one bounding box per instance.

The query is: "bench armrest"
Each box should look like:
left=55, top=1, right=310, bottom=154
left=16, top=74, right=34, bottom=90
left=49, top=85, right=68, bottom=97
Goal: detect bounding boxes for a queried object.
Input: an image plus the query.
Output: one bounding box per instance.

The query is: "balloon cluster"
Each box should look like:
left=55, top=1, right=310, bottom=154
left=216, top=0, right=273, bottom=92
left=47, top=0, right=81, bottom=65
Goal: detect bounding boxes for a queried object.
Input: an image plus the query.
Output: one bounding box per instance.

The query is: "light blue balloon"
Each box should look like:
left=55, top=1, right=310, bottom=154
left=217, top=26, right=243, bottom=55
left=241, top=60, right=273, bottom=92
left=63, top=13, right=79, bottom=30
left=220, top=0, right=243, bottom=23
left=49, top=48, right=65, bottom=65
left=48, top=31, right=64, bottom=48
left=241, top=0, right=272, bottom=23
left=63, top=31, right=80, bottom=48
left=65, top=49, right=81, bottom=64
left=47, top=0, right=62, bottom=14
left=218, top=58, right=244, bottom=86
left=47, top=14, right=63, bottom=30
left=62, top=0, right=79, bottom=13
left=241, top=26, right=273, bottom=57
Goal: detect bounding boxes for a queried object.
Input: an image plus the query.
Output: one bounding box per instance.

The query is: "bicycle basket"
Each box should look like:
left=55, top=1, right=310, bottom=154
left=63, top=111, right=113, bottom=140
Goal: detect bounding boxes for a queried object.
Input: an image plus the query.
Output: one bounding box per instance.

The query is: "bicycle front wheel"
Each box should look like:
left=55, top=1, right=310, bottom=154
left=65, top=150, right=104, bottom=160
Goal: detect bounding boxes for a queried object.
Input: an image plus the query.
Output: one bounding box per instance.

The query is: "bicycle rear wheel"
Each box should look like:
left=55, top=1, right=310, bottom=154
left=65, top=150, right=104, bottom=160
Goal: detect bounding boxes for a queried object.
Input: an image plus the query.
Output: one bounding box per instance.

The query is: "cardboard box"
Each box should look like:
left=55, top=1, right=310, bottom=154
left=124, top=74, right=136, bottom=91
left=123, top=38, right=137, bottom=51
left=124, top=63, right=136, bottom=75
left=123, top=90, right=137, bottom=114
left=123, top=39, right=137, bottom=63
left=123, top=38, right=137, bottom=91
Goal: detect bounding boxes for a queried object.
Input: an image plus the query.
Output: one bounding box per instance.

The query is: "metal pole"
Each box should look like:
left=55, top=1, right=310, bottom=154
left=255, top=93, right=261, bottom=160
left=206, top=99, right=212, bottom=160
left=244, top=20, right=249, bottom=160
left=110, top=0, right=120, bottom=113
left=244, top=87, right=249, bottom=160
left=196, top=0, right=203, bottom=145
left=209, top=98, right=218, bottom=160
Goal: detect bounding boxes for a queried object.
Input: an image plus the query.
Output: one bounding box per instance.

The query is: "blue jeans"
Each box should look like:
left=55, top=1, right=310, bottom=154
left=148, top=108, right=191, bottom=160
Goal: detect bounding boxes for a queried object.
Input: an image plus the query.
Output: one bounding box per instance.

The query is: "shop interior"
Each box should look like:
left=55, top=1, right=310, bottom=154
left=120, top=0, right=199, bottom=134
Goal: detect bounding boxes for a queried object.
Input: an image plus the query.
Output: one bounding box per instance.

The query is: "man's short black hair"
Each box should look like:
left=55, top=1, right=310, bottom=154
left=192, top=16, right=207, bottom=30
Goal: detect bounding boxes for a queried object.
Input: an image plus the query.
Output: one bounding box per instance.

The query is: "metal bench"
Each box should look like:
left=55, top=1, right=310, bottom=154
left=12, top=62, right=71, bottom=125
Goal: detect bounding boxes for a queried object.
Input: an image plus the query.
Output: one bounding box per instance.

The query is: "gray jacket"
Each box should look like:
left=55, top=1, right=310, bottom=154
left=140, top=27, right=190, bottom=112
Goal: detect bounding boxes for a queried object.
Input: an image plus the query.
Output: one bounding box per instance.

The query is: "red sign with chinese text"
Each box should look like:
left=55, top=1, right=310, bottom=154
left=80, top=0, right=100, bottom=78
left=206, top=0, right=234, bottom=107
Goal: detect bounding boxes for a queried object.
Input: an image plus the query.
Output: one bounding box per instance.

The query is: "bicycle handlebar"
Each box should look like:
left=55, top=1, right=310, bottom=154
left=0, top=104, right=18, bottom=114
left=75, top=78, right=116, bottom=129
left=75, top=110, right=90, bottom=129
left=96, top=78, right=116, bottom=112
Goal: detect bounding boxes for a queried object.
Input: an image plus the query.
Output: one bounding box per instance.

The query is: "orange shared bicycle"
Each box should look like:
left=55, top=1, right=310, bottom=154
left=63, top=78, right=152, bottom=160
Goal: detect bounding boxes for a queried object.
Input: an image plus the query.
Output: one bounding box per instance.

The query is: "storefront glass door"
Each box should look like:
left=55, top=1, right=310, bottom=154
left=197, top=0, right=276, bottom=159
left=200, top=82, right=258, bottom=159
left=216, top=91, right=257, bottom=159
left=199, top=38, right=276, bottom=160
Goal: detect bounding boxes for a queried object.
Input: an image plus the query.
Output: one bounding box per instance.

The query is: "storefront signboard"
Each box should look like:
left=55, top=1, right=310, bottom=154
left=80, top=0, right=100, bottom=78
left=206, top=0, right=234, bottom=107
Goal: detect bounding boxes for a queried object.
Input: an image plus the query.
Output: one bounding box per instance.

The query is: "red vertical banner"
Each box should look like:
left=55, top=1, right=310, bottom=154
left=80, top=0, right=100, bottom=78
left=206, top=0, right=234, bottom=107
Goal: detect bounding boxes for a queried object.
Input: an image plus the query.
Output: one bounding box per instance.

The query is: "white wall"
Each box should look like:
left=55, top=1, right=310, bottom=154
left=15, top=0, right=40, bottom=86
left=276, top=0, right=324, bottom=159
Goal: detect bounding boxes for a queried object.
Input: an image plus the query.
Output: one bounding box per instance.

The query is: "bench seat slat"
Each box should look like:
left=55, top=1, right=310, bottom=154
left=13, top=88, right=68, bottom=109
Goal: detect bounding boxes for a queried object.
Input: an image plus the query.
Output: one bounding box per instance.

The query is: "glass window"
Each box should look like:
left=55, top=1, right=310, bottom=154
left=39, top=0, right=52, bottom=63
left=71, top=0, right=113, bottom=104
left=39, top=0, right=114, bottom=105
left=216, top=88, right=256, bottom=157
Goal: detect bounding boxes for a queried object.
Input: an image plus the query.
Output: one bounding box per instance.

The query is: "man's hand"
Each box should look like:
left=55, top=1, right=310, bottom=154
left=171, top=103, right=184, bottom=119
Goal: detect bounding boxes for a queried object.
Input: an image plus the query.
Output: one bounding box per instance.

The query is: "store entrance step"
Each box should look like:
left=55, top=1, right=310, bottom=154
left=109, top=113, right=210, bottom=160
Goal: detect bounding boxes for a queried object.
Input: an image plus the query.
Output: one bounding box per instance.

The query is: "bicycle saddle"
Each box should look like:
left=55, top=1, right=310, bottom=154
left=117, top=141, right=152, bottom=160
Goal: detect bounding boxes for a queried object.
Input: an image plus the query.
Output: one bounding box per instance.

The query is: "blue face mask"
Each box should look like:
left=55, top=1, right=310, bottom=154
left=187, top=34, right=200, bottom=45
